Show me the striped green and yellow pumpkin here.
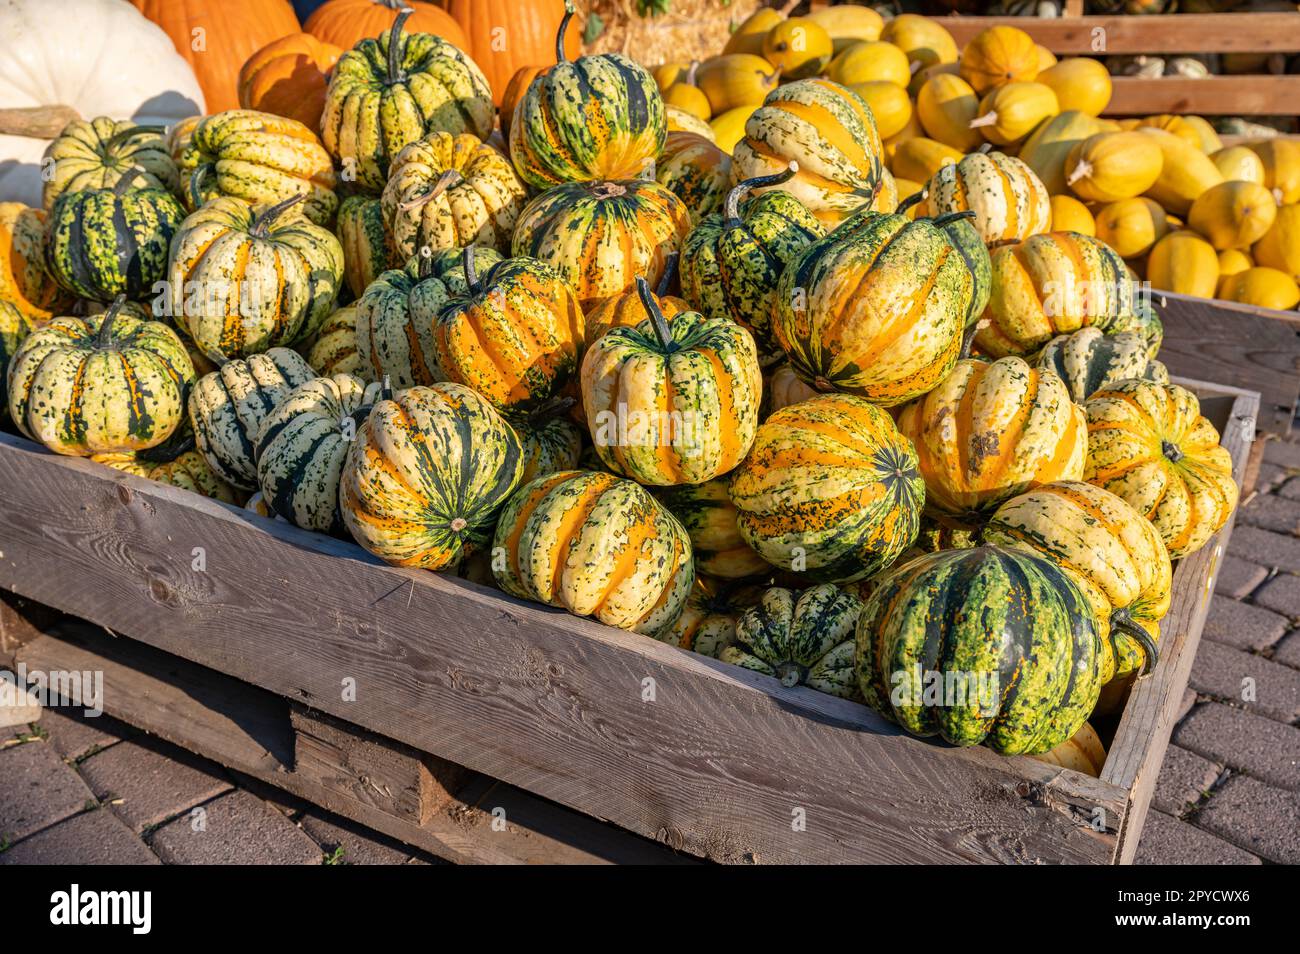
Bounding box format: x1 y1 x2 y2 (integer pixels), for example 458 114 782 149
679 165 825 365
491 469 694 636
381 131 527 262
8 297 195 456
855 545 1103 755
730 78 885 225
722 584 863 699
94 440 242 505
509 9 666 190
336 194 394 300
977 231 1135 357
920 150 1051 248
304 305 364 378
772 208 974 405
433 247 585 412
583 260 690 344
512 178 691 310
169 195 344 359
1 300 35 419
45 175 184 302
985 480 1173 684
582 279 762 485
321 10 494 193
655 132 733 225
342 382 523 569
255 373 385 535
728 393 924 583
898 357 1087 516
1034 326 1168 404
42 117 179 211
1084 379 1239 559
662 578 765 657
655 478 771 580
508 397 584 485
1107 299 1164 360
178 110 339 226
84 298 217 378
188 348 317 490
0 203 72 322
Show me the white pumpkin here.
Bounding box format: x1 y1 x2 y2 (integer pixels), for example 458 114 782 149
0 0 205 206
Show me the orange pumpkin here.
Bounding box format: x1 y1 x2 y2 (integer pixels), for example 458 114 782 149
238 33 342 130
130 0 303 113
305 0 466 51
437 0 576 106
501 65 545 141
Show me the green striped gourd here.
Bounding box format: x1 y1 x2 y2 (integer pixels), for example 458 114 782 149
8 297 195 456
342 383 524 570
655 132 733 225
168 195 344 359
255 373 385 534
1 300 33 418
336 193 394 300
985 481 1172 684
655 479 771 580
41 117 179 211
45 173 184 302
920 150 1051 248
1107 299 1164 359
1034 326 1168 404
509 9 666 190
0 202 72 322
728 393 924 583
491 470 694 637
188 348 317 490
679 164 825 365
508 398 584 485
723 585 864 700
321 10 493 193
662 578 766 657
855 545 1103 755
303 306 364 378
582 279 762 485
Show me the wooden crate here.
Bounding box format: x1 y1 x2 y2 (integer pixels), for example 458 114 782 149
0 379 1256 864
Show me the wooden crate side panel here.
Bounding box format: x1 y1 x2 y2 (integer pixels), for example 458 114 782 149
932 14 1300 55
0 436 1124 864
1107 76 1300 117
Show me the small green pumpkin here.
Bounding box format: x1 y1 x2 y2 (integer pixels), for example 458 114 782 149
1034 326 1169 404
661 577 766 657
303 305 364 378
1 300 34 418
1106 299 1164 359
655 478 771 580
42 117 179 211
507 397 584 485
336 193 394 301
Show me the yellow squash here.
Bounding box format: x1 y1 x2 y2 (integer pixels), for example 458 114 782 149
1050 195 1095 236
1253 203 1300 280
1036 58 1112 117
1248 139 1300 205
1147 230 1219 298
827 40 911 87
880 14 958 70
806 4 884 53
1064 132 1164 203
959 25 1040 95
1018 110 1108 196
1138 127 1225 216
695 54 779 115
1188 180 1278 251
1218 267 1300 310
969 82 1059 147
1095 197 1169 259
1210 146 1266 185
915 73 982 152
762 17 833 80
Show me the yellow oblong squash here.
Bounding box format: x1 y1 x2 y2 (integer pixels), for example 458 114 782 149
827 40 911 88
1035 45 1057 73
890 137 963 184
959 25 1040 95
806 4 884 54
762 17 834 80
1051 194 1095 236
850 81 913 140
1147 230 1219 298
708 106 752 154
1210 146 1266 185
881 14 958 70
696 54 780 115
723 7 784 56
1095 197 1169 259
1018 110 1107 196
1188 180 1278 251
969 81 1059 147
1139 127 1226 216
1247 139 1300 205
1037 58 1112 118
1253 203 1300 280
916 73 982 152
1218 267 1300 310
663 81 711 121
1065 132 1164 203
1135 115 1203 150
1216 248 1254 295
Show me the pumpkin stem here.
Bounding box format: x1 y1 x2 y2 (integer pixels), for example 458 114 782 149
1065 159 1093 187
112 166 147 197
250 193 307 237
398 169 464 212
685 61 699 86
555 5 575 64
386 7 415 85
1162 439 1185 464
1112 613 1160 678
968 112 997 129
896 189 927 215
723 161 798 224
204 348 231 368
773 660 806 689
462 244 482 296
960 318 989 359
416 245 435 279
527 394 577 427
104 124 166 151
655 251 679 297
636 277 675 351
96 295 127 349
381 374 394 402
931 209 978 229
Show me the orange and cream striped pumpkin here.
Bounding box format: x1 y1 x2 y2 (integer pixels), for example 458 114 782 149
655 132 733 225
0 202 71 321
921 151 1051 248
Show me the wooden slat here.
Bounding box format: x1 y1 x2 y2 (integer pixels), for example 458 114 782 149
1151 292 1300 435
1107 75 1300 117
1220 133 1300 149
933 13 1300 55
0 434 1127 864
15 622 684 865
1102 389 1258 864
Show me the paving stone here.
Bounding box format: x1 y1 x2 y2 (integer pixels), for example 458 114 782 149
1195 775 1300 865
0 807 158 865
1215 556 1269 599
1263 438 1300 470
224 770 310 819
1227 525 1300 574
39 707 133 763
1202 596 1289 651
1189 639 1300 722
1173 702 1300 790
0 740 94 843
1175 688 1198 725
1152 746 1223 816
78 738 232 834
1255 461 1290 492
148 791 323 865
1253 573 1300 619
1240 493 1300 536
1274 631 1300 670
1277 477 1300 502
300 811 413 865
1135 809 1260 865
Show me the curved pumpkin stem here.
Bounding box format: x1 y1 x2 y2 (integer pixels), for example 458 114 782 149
399 169 463 212
931 209 978 229
959 318 989 360
387 7 415 85
104 124 166 150
636 277 675 351
462 244 483 296
1162 439 1185 464
203 347 231 369
655 251 679 297
381 374 394 402
250 193 306 238
1112 613 1160 678
112 166 148 198
554 5 575 65
895 188 927 215
96 295 127 349
969 111 998 130
723 161 799 224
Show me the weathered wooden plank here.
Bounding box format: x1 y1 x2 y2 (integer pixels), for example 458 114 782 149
291 705 470 824
1152 292 1300 436
0 433 1125 864
1101 389 1258 864
933 13 1300 55
0 592 61 668
1107 75 1300 117
15 622 684 865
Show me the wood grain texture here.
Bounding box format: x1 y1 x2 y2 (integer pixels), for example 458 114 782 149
934 14 1300 55
0 434 1125 864
15 622 682 865
1107 75 1300 117
1152 292 1300 435
0 105 81 139
1100 388 1257 865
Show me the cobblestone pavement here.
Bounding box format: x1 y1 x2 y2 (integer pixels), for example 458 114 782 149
4 438 1300 865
